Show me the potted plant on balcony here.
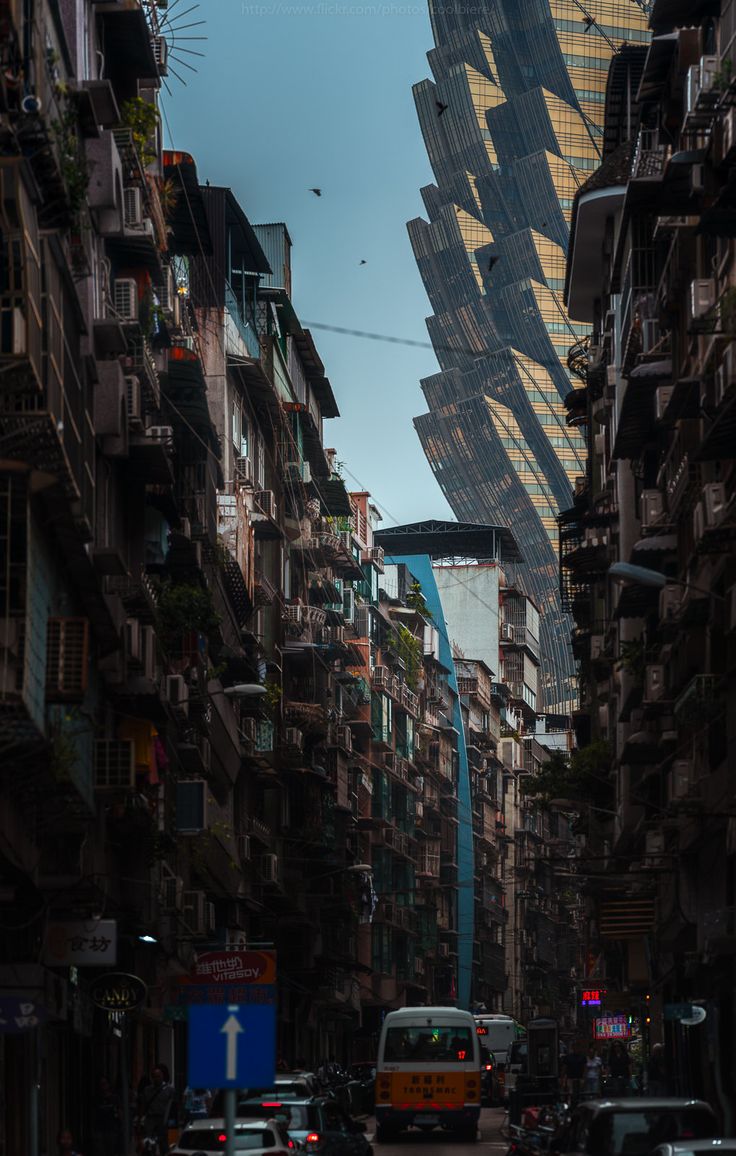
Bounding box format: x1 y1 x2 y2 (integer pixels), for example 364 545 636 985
156 581 220 659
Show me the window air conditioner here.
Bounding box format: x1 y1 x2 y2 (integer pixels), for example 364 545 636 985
261 853 279 883
644 664 665 702
697 55 719 103
113 277 138 321
659 585 682 622
123 186 143 228
238 834 251 862
287 461 311 485
164 673 189 716
689 279 715 323
182 889 212 936
126 376 142 426
253 489 277 521
284 727 303 751
686 64 700 117
655 386 673 421
640 489 664 527
336 724 352 753
501 622 515 642
235 456 254 486
703 482 726 526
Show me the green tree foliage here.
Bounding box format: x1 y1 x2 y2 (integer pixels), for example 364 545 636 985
520 739 613 810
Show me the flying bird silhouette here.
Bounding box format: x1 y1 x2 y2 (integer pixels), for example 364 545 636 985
436 100 449 116
582 14 593 29
309 188 322 197
359 259 367 265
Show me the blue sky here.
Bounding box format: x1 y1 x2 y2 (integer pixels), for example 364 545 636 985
163 0 454 525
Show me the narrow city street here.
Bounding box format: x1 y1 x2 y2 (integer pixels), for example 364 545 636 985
368 1109 507 1155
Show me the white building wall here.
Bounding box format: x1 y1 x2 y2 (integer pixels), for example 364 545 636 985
433 564 500 676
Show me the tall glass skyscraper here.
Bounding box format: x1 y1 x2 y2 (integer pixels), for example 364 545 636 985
410 0 649 711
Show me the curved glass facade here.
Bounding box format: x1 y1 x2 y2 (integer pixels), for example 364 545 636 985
410 0 649 711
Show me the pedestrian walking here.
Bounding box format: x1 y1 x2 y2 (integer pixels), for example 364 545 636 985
562 1042 586 1102
608 1042 631 1096
58 1129 84 1156
138 1065 175 1155
91 1076 122 1156
583 1046 603 1095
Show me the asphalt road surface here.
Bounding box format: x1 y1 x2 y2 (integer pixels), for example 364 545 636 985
369 1107 508 1155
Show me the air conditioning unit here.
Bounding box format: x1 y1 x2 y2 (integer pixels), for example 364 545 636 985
689 279 715 323
594 432 606 456
238 834 251 862
668 759 692 801
261 853 279 883
644 829 665 864
183 889 213 936
123 186 143 228
286 461 311 485
125 617 141 662
703 481 727 526
693 501 705 543
284 601 303 626
438 943 450 958
644 664 665 702
714 345 736 406
126 376 142 426
152 35 169 75
235 456 254 486
141 624 157 681
690 164 705 195
342 586 355 624
686 64 700 117
697 54 719 102
641 318 660 353
655 385 673 421
161 873 184 909
241 717 257 744
95 740 135 790
724 108 736 158
659 585 682 622
500 622 515 642
254 489 277 521
284 727 303 751
113 277 138 321
164 673 189 717
147 425 173 443
336 724 352 753
640 489 664 527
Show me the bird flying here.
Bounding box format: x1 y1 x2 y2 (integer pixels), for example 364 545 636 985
309 188 322 196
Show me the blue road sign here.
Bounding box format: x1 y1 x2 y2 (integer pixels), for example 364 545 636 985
188 1003 276 1089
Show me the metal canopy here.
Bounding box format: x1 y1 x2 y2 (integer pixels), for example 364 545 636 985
375 519 521 563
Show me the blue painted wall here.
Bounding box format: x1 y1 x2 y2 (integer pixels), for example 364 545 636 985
388 554 474 1009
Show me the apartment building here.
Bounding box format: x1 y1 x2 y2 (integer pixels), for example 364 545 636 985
564 0 736 1112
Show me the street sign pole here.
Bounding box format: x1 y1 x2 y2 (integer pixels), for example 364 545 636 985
225 1088 236 1156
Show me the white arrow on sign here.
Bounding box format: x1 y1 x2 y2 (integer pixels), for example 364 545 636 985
221 1011 245 1080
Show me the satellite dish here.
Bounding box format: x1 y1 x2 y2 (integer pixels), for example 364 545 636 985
682 1005 706 1026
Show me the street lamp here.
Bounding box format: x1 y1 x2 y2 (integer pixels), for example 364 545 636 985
609 561 723 601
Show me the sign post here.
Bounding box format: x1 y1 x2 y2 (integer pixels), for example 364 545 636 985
188 1002 276 1156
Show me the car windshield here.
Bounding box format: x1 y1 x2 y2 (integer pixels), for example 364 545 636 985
384 1025 473 1062
178 1127 277 1151
590 1110 716 1156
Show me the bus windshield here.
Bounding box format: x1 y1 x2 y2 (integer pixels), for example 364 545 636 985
384 1025 474 1063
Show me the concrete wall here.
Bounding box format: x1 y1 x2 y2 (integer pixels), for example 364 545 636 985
434 564 500 672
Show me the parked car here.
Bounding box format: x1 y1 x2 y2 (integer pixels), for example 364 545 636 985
505 1039 527 1103
171 1117 296 1155
480 1046 500 1106
231 1097 372 1156
555 1099 717 1156
210 1076 319 1116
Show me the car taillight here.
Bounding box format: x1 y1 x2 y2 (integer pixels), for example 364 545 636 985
262 1102 283 1108
306 1133 322 1144
485 1064 493 1071
218 1136 227 1143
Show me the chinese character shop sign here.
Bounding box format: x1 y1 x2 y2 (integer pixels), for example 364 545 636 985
45 920 117 967
172 950 277 1007
580 989 605 1006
